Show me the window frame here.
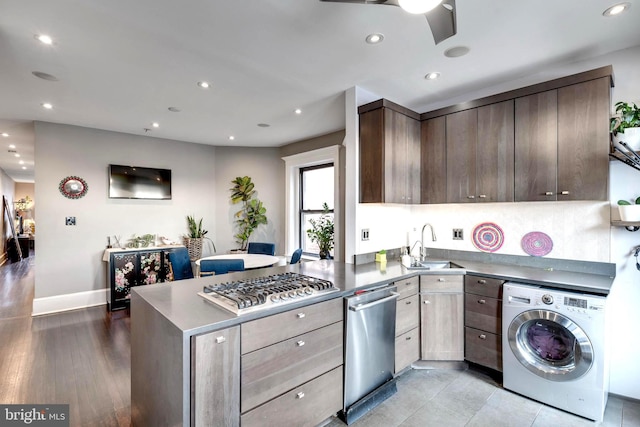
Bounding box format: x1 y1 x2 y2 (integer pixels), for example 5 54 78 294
299 163 334 257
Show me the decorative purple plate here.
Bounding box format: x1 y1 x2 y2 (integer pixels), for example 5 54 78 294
521 231 553 257
472 222 505 253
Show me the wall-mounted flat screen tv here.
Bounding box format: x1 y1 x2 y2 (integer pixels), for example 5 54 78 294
109 164 172 200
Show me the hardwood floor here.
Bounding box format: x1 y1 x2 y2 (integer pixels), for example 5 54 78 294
0 254 131 427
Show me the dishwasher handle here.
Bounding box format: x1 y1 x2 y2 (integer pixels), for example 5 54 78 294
349 292 399 312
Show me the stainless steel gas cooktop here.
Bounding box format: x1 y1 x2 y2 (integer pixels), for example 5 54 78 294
198 272 339 315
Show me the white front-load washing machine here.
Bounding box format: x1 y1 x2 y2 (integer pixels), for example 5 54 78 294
502 282 608 421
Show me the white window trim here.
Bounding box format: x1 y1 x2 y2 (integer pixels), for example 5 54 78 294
283 146 340 261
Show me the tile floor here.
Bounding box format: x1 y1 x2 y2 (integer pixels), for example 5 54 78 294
325 367 640 427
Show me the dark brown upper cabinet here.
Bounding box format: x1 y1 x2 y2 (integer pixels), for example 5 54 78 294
359 101 420 204
421 116 447 204
446 109 478 203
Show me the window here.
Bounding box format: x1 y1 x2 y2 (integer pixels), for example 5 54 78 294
300 164 334 256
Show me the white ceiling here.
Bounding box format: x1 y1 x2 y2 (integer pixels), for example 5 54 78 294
1 0 639 182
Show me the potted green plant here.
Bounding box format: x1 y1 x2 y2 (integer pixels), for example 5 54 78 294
611 101 640 151
230 176 268 251
184 216 216 260
618 197 640 222
306 203 334 259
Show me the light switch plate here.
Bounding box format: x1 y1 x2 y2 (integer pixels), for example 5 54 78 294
361 229 370 241
66 216 76 226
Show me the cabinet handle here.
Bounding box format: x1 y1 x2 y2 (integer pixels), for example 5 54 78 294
544 191 554 196
477 299 486 304
406 300 412 305
561 191 570 195
467 195 475 199
406 336 412 341
215 336 226 344
478 279 486 284
437 278 445 282
296 340 305 347
296 392 305 399
297 312 306 319
479 334 487 340
424 300 431 304
478 194 486 199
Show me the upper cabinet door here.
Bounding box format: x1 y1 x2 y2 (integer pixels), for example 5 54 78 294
359 108 385 203
514 90 558 201
421 117 447 204
446 109 478 203
557 77 610 201
477 100 515 202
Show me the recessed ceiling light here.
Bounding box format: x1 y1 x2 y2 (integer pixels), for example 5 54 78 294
168 107 181 112
229 135 235 141
9 144 16 149
257 123 270 127
197 81 210 89
32 71 59 81
35 34 53 45
425 72 441 80
365 33 385 44
1 133 9 137
399 0 442 14
152 122 159 128
19 160 24 165
603 2 630 16
294 109 302 115
444 46 470 58
42 102 53 109
14 153 20 158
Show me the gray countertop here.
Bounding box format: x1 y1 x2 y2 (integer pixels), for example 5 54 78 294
131 255 615 337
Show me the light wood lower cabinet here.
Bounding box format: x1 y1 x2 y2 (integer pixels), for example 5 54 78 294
191 326 240 427
420 275 464 361
394 276 420 373
395 327 420 373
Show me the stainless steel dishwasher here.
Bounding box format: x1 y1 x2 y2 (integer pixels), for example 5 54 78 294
341 284 399 424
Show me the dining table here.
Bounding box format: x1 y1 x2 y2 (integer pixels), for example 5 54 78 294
195 253 281 271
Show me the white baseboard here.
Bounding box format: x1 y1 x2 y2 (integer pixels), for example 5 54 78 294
32 289 107 316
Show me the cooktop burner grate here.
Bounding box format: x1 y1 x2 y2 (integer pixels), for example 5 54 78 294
198 272 339 315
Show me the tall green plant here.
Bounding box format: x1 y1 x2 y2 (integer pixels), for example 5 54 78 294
230 176 268 250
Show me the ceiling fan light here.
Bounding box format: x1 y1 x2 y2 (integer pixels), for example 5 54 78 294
399 0 442 14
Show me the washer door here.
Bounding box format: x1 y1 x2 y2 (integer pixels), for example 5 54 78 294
507 309 593 381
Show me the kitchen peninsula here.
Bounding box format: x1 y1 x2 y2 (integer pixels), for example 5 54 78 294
130 254 614 426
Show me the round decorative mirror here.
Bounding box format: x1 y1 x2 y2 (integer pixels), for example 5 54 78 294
59 176 88 199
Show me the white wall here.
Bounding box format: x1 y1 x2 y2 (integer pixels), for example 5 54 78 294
347 46 640 399
34 122 217 302
213 146 284 255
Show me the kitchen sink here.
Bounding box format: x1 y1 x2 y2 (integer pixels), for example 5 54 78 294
406 260 461 270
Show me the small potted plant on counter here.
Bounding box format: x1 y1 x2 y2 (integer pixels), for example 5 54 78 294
618 197 640 222
184 216 216 260
307 202 334 259
611 101 640 151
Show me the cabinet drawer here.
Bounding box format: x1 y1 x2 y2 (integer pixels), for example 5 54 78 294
464 275 504 298
464 294 502 335
396 294 419 336
242 298 343 354
241 322 343 413
241 366 343 427
420 274 463 293
395 276 419 299
395 327 419 373
464 327 502 372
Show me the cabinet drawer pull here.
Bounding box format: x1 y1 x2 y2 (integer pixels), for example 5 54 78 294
215 336 226 344
296 340 305 347
479 334 487 340
467 195 475 199
479 194 486 199
296 392 305 399
477 299 486 304
297 312 306 319
423 300 431 304
406 336 412 341
477 279 487 284
544 191 554 196
405 300 412 305
437 278 445 282
561 191 570 195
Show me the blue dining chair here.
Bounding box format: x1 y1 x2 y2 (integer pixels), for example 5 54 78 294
290 248 303 264
199 259 245 276
168 248 194 280
247 242 276 256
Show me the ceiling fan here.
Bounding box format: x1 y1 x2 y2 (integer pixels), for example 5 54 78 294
320 0 457 44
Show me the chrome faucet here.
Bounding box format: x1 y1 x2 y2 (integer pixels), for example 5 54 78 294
420 223 437 261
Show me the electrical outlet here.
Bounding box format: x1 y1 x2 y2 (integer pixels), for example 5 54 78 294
453 228 463 240
65 216 76 226
361 228 370 241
